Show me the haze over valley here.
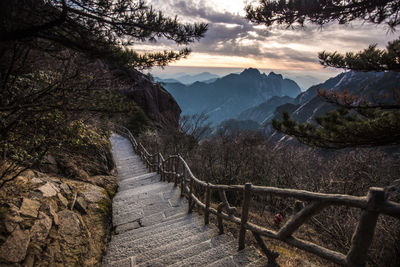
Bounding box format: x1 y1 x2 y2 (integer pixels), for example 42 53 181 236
155 68 400 139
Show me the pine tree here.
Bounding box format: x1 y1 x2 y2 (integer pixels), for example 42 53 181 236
246 0 400 148
0 0 207 68
0 0 207 184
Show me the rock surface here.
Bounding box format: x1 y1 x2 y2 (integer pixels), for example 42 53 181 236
20 198 41 218
74 196 88 214
0 168 117 266
124 68 181 128
30 212 52 242
0 227 30 263
38 182 59 197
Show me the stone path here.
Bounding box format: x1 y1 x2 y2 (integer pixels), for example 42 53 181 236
102 134 268 266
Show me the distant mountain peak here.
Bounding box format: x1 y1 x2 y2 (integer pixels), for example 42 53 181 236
268 72 283 79
241 68 261 76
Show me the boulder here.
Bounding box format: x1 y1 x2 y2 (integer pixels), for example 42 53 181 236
57 210 82 243
8 203 20 215
22 169 36 179
81 184 106 203
15 175 29 185
0 227 30 263
23 253 35 267
4 215 23 233
48 202 59 226
91 175 118 196
30 212 52 242
38 182 59 197
74 196 88 214
31 178 44 184
60 183 72 195
20 198 41 218
57 193 69 207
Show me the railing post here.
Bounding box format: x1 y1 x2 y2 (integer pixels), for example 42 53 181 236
174 157 178 187
239 183 252 251
181 167 186 197
204 183 211 225
168 159 172 183
217 203 225 234
252 232 279 267
157 154 160 174
346 187 386 267
162 159 166 181
188 177 194 213
150 155 154 172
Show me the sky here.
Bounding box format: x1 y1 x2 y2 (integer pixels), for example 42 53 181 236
138 0 398 87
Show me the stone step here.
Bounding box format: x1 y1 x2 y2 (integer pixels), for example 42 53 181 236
112 192 165 214
117 174 160 191
103 223 215 263
113 183 173 201
107 216 205 251
114 212 200 237
117 162 147 168
140 208 187 227
112 197 187 227
113 196 187 217
135 228 220 265
116 158 145 165
114 212 186 235
206 246 264 267
117 164 148 172
139 232 233 266
117 159 143 163
119 172 158 184
112 205 187 228
112 196 170 217
118 169 149 179
170 240 237 267
116 159 145 166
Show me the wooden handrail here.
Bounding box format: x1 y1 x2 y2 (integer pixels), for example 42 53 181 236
110 124 400 266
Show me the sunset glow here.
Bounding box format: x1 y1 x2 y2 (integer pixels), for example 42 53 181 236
144 0 396 74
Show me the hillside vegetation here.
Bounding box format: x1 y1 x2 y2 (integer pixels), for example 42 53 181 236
136 126 400 267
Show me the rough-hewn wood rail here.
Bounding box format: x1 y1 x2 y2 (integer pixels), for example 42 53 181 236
112 124 400 267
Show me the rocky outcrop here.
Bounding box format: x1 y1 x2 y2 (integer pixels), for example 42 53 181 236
118 68 181 128
0 169 117 266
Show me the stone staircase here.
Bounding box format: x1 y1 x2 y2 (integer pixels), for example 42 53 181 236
102 134 268 266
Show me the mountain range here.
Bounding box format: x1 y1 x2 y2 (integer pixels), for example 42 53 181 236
237 96 296 124
281 71 400 123
155 72 219 85
260 71 400 144
161 68 302 125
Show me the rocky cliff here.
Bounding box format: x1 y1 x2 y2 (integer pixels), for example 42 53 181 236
114 68 182 129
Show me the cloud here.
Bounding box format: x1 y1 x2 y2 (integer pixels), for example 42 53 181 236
142 0 397 70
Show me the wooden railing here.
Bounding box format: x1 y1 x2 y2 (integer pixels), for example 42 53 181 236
112 124 400 267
